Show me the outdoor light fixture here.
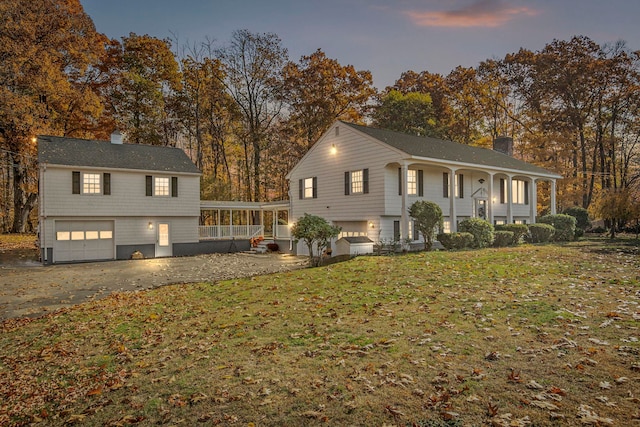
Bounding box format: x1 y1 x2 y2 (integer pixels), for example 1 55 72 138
478 178 485 184
369 222 375 229
330 143 337 155
148 222 154 230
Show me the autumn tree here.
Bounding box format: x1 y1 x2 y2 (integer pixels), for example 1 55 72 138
108 33 182 146
372 90 438 137
214 30 288 202
281 49 375 148
0 0 106 232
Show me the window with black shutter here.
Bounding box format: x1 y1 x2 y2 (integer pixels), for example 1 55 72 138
146 175 152 196
103 173 111 195
171 177 178 197
72 171 80 194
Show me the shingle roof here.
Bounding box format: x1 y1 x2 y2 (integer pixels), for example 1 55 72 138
342 122 560 178
38 136 201 174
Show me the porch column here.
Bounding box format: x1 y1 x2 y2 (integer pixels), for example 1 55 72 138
487 173 494 225
217 209 221 238
400 162 409 240
550 180 557 214
506 175 513 224
449 168 457 232
229 210 233 238
530 179 537 223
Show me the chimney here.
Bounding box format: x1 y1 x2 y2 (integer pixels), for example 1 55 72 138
493 136 513 156
110 130 123 145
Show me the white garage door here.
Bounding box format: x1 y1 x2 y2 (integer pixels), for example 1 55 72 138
54 221 115 262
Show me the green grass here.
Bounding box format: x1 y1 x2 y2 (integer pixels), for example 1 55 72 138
1 237 639 426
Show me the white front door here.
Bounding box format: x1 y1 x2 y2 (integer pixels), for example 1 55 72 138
156 223 172 257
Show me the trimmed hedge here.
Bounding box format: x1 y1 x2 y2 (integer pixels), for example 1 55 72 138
538 214 576 241
458 218 494 248
528 223 555 243
437 232 474 250
493 230 515 247
495 223 529 245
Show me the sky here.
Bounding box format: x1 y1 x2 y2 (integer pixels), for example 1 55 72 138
80 0 640 90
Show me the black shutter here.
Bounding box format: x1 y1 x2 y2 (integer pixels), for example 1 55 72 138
443 172 448 198
393 220 400 241
344 172 350 195
72 171 80 194
459 174 464 198
171 176 178 197
524 180 529 205
146 175 152 196
312 177 318 198
413 221 419 240
103 173 111 195
398 168 402 195
418 170 424 197
500 178 505 204
298 179 303 199
363 168 369 194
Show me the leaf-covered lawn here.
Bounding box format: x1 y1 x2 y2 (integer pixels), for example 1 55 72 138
1 239 639 426
0 234 36 250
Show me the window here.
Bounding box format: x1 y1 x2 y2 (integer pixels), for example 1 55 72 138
407 170 417 195
500 179 529 204
344 169 369 195
154 177 170 196
351 170 363 194
443 173 464 198
82 173 101 194
299 177 317 199
146 175 178 197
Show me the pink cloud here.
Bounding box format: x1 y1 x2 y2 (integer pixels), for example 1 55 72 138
405 0 539 28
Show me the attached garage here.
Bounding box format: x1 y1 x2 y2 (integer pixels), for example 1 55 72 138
54 220 115 262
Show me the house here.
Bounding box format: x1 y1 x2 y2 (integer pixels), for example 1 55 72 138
38 132 202 264
286 121 562 256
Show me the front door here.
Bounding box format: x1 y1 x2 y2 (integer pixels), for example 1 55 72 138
156 223 172 257
475 199 487 220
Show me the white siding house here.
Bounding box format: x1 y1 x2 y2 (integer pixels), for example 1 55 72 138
38 132 201 264
286 121 562 256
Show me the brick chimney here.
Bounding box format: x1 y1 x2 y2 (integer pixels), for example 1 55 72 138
493 136 513 156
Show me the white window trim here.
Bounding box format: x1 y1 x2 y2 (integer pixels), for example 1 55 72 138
303 177 314 199
407 170 417 195
82 172 101 195
351 170 364 194
154 177 170 197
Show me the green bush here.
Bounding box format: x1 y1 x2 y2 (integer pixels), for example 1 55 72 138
527 223 555 243
493 230 515 247
458 218 494 248
562 206 590 230
538 214 576 241
437 232 474 250
495 223 529 245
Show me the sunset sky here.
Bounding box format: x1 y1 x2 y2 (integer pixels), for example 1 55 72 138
81 0 640 89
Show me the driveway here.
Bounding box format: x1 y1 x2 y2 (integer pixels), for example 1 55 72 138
0 253 307 320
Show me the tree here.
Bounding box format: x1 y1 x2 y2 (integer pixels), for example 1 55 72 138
109 33 182 146
372 90 438 137
0 0 106 232
408 200 443 250
291 213 341 266
593 188 633 238
216 29 288 201
281 49 375 147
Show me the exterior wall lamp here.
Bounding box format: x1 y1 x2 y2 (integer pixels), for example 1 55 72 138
148 222 154 230
330 143 337 155
369 221 375 229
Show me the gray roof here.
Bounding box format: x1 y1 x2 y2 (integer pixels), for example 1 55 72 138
342 122 560 177
38 136 201 174
338 236 374 244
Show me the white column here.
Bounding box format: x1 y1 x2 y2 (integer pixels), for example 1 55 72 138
530 179 537 224
506 175 513 224
400 162 409 240
487 173 494 225
550 180 557 214
230 209 234 238
449 168 457 232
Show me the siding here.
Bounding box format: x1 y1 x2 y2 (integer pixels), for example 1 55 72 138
41 167 200 217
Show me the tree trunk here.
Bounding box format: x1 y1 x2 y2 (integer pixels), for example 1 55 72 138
11 161 38 233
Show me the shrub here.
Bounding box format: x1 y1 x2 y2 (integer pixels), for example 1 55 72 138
528 223 555 243
563 206 589 239
458 218 494 248
493 231 515 247
409 200 443 251
437 232 474 250
495 223 529 245
538 214 576 241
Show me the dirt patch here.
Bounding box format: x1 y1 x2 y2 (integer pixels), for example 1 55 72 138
0 252 307 320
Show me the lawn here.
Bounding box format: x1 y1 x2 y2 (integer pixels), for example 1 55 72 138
1 238 639 426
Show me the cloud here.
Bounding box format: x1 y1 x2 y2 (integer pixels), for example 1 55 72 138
405 0 539 28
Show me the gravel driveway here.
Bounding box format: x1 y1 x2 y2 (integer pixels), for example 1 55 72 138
0 253 307 320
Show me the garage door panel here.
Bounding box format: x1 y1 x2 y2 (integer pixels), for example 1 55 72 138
54 221 114 262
